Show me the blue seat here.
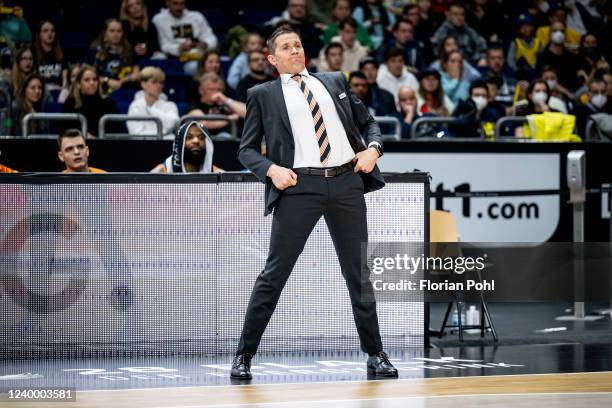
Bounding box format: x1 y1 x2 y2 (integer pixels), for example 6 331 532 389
165 74 192 104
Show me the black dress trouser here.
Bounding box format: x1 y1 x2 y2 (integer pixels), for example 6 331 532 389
236 169 383 356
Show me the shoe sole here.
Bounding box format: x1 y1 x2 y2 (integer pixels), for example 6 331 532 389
367 367 399 378
230 374 253 380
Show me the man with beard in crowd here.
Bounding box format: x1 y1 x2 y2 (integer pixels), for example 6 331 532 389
151 121 222 173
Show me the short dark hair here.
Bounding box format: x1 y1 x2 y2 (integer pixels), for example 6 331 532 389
58 129 85 149
588 77 606 89
266 26 300 55
349 71 367 82
392 18 413 32
384 47 405 62
469 79 489 95
339 17 358 31
325 42 343 58
487 44 504 56
449 1 465 10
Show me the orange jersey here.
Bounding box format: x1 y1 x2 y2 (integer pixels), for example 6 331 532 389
0 164 17 173
62 167 106 173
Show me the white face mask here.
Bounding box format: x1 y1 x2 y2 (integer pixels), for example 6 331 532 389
539 1 550 12
551 30 565 44
591 94 608 108
546 79 557 90
472 95 488 111
532 91 548 105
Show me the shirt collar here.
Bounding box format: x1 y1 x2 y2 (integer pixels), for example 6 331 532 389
280 68 310 85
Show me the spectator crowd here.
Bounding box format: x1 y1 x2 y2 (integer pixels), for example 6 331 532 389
1 0 612 173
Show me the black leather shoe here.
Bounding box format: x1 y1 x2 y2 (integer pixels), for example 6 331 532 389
367 351 398 378
230 354 252 380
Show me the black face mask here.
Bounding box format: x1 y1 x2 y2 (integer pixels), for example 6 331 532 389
582 46 598 56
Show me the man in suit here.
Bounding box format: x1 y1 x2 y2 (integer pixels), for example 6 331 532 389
232 26 398 380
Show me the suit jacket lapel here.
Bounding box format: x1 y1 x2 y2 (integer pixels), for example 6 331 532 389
271 78 294 140
311 72 352 132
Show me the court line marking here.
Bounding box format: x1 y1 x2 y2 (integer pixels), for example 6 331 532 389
148 391 612 408
75 370 612 393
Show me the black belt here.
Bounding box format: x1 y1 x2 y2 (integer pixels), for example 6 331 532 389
293 162 354 178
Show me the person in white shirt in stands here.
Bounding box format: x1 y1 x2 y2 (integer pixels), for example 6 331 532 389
376 47 418 106
152 0 218 75
127 66 179 139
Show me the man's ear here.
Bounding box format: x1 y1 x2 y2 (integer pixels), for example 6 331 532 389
58 151 65 163
267 53 277 68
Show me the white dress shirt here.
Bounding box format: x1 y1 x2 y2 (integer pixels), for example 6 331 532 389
280 69 356 168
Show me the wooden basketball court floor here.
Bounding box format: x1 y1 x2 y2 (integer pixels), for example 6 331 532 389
3 343 612 407
15 371 612 407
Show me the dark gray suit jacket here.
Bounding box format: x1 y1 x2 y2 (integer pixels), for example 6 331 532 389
238 71 385 216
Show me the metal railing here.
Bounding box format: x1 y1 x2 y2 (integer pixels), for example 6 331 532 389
22 113 88 138
373 116 401 140
494 116 526 139
180 114 238 140
409 117 486 140
99 114 164 139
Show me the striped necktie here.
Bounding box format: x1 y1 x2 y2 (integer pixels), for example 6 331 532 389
291 73 331 166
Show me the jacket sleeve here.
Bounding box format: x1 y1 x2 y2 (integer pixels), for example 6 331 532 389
196 13 218 50
153 15 181 57
342 73 382 146
237 87 275 182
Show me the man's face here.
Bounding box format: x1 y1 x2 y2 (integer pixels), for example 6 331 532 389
447 5 465 28
394 22 413 45
404 6 420 26
199 80 223 105
333 0 351 20
471 87 488 99
326 46 343 71
589 82 606 99
398 87 417 110
142 77 164 99
387 55 405 77
167 0 185 18
349 76 368 99
288 0 307 20
361 63 377 84
487 49 504 73
58 136 89 172
340 24 357 47
184 125 205 161
249 51 267 74
267 33 305 75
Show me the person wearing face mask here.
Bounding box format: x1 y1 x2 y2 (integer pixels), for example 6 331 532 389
540 65 572 113
535 4 582 52
391 85 422 139
449 79 504 138
514 79 559 116
576 33 609 84
573 77 610 138
536 20 581 91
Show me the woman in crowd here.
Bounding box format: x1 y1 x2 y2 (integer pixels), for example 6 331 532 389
416 68 454 116
440 49 471 105
127 66 179 139
187 49 223 103
119 0 161 61
12 73 48 136
90 18 140 93
58 63 81 103
62 64 120 137
34 20 66 92
429 35 481 82
513 79 559 116
11 45 36 97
